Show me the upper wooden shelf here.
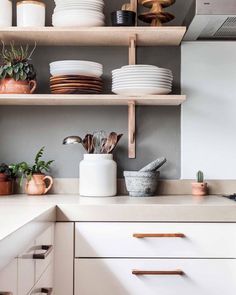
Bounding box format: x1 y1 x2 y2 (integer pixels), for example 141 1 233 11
0 94 186 106
0 26 186 46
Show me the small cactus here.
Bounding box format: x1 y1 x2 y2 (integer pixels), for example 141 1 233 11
197 171 204 183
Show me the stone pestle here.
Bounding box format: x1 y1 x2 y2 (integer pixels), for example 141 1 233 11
139 157 167 172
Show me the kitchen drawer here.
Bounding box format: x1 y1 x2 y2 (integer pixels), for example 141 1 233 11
18 241 35 295
34 224 54 283
75 258 236 295
0 259 17 295
29 263 53 295
75 222 236 258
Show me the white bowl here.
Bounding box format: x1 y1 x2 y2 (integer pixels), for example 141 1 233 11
50 69 102 77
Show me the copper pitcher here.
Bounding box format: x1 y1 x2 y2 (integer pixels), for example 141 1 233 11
0 78 37 94
26 174 53 195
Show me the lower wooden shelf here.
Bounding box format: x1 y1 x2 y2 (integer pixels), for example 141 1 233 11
0 94 186 106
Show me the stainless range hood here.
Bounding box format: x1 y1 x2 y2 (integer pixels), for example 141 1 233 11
184 0 236 40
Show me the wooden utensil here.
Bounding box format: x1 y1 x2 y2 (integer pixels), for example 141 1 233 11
83 134 94 154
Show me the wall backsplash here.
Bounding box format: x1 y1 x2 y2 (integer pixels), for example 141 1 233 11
0 0 192 179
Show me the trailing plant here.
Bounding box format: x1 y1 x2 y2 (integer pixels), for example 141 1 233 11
0 41 36 81
10 147 54 186
197 170 204 183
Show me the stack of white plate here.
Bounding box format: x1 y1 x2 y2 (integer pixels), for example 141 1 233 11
49 60 103 78
112 65 173 95
52 0 105 27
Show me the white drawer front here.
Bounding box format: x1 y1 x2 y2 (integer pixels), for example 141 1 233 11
29 263 54 295
75 259 236 295
75 222 236 258
18 242 35 295
35 224 54 283
0 259 17 295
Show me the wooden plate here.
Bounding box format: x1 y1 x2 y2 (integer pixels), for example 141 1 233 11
51 88 102 94
50 80 103 86
50 84 103 90
50 75 102 82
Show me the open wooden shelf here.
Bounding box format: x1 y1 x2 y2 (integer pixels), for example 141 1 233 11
0 94 186 106
0 27 186 46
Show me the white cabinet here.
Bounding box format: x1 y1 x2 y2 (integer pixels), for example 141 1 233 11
75 222 236 258
29 263 54 295
75 259 236 295
35 225 54 283
0 259 18 295
0 223 55 295
18 242 35 295
74 222 236 295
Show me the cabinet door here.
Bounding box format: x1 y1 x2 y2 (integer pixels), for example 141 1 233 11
75 222 236 258
18 241 35 295
29 263 53 295
75 259 236 295
34 224 54 283
0 259 17 295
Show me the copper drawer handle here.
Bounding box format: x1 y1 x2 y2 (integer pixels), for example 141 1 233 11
33 245 53 260
41 288 53 294
133 233 185 238
0 292 13 295
132 270 184 276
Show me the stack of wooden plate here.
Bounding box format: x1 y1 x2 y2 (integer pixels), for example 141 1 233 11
50 75 103 94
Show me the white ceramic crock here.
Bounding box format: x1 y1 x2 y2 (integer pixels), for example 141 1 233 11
79 154 117 197
0 0 12 27
17 0 45 27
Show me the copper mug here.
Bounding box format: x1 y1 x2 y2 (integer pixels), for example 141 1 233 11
0 78 37 94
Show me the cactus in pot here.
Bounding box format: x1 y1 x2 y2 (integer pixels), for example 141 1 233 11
192 170 208 196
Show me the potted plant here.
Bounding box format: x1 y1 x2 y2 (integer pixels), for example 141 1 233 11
0 163 14 195
10 147 54 196
192 170 208 196
0 42 37 94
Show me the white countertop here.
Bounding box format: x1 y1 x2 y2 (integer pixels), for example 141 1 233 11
0 194 236 242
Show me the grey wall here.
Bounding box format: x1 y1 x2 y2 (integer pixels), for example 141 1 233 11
181 41 236 179
0 0 192 179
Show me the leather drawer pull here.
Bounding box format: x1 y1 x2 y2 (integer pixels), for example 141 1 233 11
41 288 53 294
133 233 185 238
132 270 184 276
33 245 53 260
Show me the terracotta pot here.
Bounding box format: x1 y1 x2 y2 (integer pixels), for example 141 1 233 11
0 78 37 94
192 182 208 196
0 182 13 195
25 174 53 196
0 173 7 182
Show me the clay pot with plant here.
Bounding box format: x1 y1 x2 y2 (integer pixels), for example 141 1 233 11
10 147 54 196
192 171 208 196
0 163 15 195
0 42 37 94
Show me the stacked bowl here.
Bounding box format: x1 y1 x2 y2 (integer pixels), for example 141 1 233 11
49 60 103 94
52 0 105 27
112 65 173 95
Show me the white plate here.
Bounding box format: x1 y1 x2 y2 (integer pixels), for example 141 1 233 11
112 87 172 95
112 83 172 88
121 65 171 71
50 69 102 78
112 77 173 82
52 16 104 27
50 61 103 70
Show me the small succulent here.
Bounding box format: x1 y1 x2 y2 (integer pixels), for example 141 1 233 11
0 41 36 81
197 171 204 183
10 147 54 185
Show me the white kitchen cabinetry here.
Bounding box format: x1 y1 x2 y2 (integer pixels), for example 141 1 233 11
0 223 55 295
0 259 18 295
74 222 236 295
29 263 54 295
54 223 74 295
75 259 236 295
75 222 236 258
